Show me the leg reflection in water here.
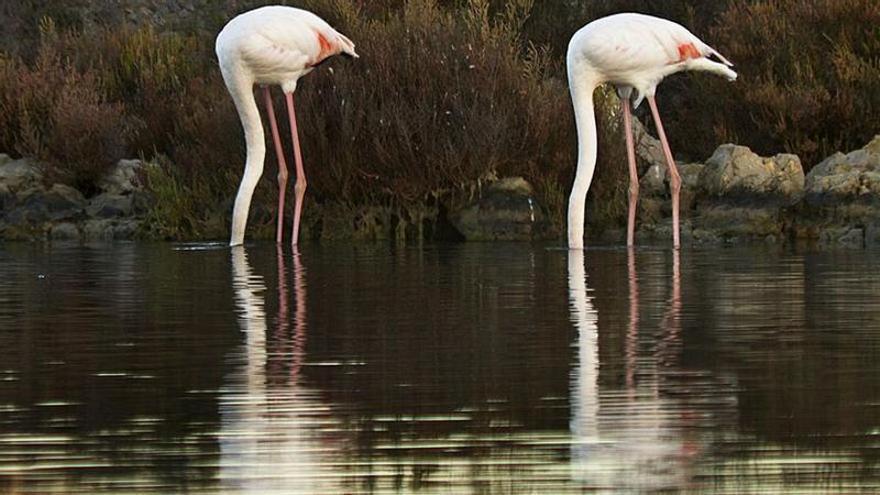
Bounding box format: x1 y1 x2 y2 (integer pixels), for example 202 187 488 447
223 247 345 494
269 245 307 385
568 248 694 491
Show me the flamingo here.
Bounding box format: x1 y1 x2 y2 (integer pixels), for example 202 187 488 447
216 6 358 247
566 13 737 249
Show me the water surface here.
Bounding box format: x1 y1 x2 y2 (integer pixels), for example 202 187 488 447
0 242 878 493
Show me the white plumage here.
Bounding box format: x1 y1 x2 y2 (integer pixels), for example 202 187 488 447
566 13 736 249
216 6 357 247
217 6 357 94
570 13 735 107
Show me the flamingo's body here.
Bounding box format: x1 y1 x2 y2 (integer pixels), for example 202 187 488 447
566 13 736 249
216 6 357 246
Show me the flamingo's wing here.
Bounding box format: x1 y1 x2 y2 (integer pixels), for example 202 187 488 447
237 12 318 74
575 13 733 73
570 12 736 101
575 15 691 71
218 6 357 79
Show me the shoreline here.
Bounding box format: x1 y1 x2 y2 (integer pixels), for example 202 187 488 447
2 135 879 246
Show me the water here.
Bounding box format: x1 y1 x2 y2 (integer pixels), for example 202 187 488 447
0 242 878 493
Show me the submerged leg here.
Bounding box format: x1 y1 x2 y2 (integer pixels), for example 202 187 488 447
262 86 289 244
621 97 639 247
285 92 307 246
646 96 682 249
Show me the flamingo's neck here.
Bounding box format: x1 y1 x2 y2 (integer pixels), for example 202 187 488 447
227 79 266 246
567 65 601 249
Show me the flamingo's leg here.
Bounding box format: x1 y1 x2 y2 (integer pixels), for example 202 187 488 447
621 97 639 247
285 92 307 246
646 96 682 249
262 86 289 244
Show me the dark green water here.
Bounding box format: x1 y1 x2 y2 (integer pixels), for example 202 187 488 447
0 242 878 493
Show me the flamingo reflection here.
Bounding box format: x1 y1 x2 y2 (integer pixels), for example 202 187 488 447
568 248 693 490
222 247 344 493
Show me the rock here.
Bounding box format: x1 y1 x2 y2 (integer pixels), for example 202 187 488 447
98 159 150 195
698 145 804 204
679 162 705 190
0 157 41 191
449 177 549 241
641 162 706 191
631 117 666 174
805 135 880 205
44 184 87 220
794 136 880 241
637 218 696 244
697 205 783 238
110 220 140 239
484 176 533 196
837 228 864 246
87 193 134 218
82 220 112 240
816 227 864 246
866 222 880 246
0 183 11 211
637 161 705 238
131 190 156 215
664 145 806 242
51 222 81 240
81 219 140 240
640 164 666 196
3 184 87 226
0 157 153 242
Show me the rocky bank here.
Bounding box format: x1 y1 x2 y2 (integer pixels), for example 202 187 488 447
2 135 879 245
635 135 880 246
0 155 154 241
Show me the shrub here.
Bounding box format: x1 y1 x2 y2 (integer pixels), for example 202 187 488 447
0 27 130 195
684 0 880 168
0 0 633 239
265 0 625 233
23 1 856 239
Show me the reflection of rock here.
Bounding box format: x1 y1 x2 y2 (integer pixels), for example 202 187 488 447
449 177 550 241
0 157 154 241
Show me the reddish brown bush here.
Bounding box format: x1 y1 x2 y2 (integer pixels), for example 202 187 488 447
0 38 130 195
278 0 624 228
660 0 880 168
8 0 874 239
